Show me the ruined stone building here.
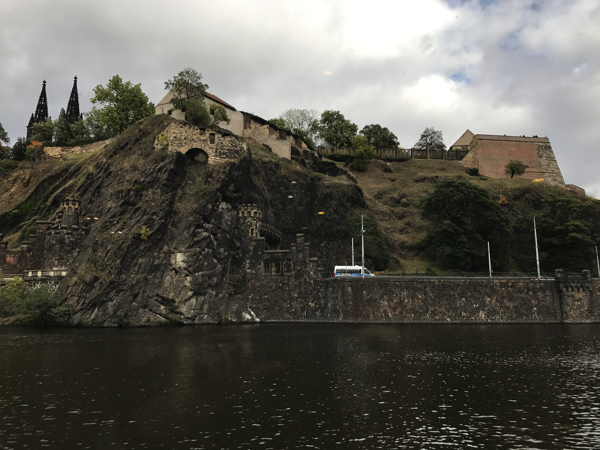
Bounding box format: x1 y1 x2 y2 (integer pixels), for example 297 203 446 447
155 91 310 160
0 199 88 278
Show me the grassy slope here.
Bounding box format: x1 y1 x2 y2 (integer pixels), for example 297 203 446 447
333 157 543 273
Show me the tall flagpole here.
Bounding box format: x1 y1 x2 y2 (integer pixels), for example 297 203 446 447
361 214 365 278
352 238 355 266
596 245 600 279
534 216 541 279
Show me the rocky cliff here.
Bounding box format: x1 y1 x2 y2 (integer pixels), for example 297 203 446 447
6 115 365 325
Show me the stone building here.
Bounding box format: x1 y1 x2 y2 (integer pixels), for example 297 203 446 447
237 204 319 277
455 132 565 186
0 198 88 278
155 91 309 160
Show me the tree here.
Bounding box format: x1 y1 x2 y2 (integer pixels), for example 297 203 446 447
317 110 358 149
360 124 399 149
278 108 319 143
420 179 511 271
0 276 27 305
505 160 526 178
208 103 231 128
10 137 29 161
164 67 209 112
84 107 111 141
0 121 9 146
413 127 445 153
29 118 55 145
164 68 229 128
91 75 155 136
350 136 375 171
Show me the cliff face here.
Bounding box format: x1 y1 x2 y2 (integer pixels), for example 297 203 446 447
35 115 366 326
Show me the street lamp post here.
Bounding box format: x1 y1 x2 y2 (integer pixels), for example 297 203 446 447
361 214 365 278
534 216 541 279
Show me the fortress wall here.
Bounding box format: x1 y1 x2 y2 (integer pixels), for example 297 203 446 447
242 119 292 160
461 135 565 186
242 275 598 324
43 140 110 159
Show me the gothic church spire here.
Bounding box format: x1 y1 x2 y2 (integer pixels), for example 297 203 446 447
27 80 49 138
66 76 81 123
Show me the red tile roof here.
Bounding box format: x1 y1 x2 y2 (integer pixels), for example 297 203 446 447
204 92 237 111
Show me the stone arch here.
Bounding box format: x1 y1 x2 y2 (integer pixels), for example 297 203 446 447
263 261 271 274
273 261 281 274
185 148 208 164
249 227 256 237
284 261 292 273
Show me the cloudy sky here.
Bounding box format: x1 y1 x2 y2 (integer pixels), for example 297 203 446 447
1 0 599 195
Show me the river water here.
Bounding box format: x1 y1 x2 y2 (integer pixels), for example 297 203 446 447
1 324 599 449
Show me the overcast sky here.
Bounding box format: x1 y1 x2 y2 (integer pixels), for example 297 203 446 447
1 0 599 196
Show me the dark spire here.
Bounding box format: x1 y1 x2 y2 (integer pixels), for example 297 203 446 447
66 76 81 123
34 80 49 122
27 80 49 138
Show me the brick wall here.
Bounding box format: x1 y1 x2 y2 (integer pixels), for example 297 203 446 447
461 135 565 186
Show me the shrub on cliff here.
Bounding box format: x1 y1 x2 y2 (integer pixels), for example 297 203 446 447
0 280 70 326
420 179 511 271
345 214 389 270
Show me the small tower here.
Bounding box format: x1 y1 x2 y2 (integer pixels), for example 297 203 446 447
239 204 262 238
27 80 49 139
60 198 81 228
66 76 82 123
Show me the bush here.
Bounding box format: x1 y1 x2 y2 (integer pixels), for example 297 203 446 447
349 136 375 171
466 167 479 176
314 160 337 173
4 284 70 326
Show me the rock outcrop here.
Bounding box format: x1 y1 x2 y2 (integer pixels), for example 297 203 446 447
17 115 366 326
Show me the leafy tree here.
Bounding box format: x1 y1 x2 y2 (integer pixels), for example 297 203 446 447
350 136 375 171
268 118 289 132
0 276 27 305
91 75 155 136
360 124 399 149
208 103 231 128
509 186 600 272
10 137 29 161
317 110 358 149
420 179 511 271
185 99 213 127
413 127 445 153
30 118 55 145
277 108 319 144
164 68 229 128
53 109 70 146
505 160 526 178
164 67 209 112
0 121 9 145
84 107 111 141
25 141 43 161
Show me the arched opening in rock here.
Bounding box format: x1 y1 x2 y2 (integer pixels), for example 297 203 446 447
185 148 208 164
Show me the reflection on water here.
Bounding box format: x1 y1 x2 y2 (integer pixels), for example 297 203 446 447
0 324 599 449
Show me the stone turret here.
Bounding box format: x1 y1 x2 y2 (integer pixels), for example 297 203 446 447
60 198 81 228
66 76 82 123
27 80 49 139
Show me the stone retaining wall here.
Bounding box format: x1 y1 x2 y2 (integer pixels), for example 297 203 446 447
243 275 599 324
